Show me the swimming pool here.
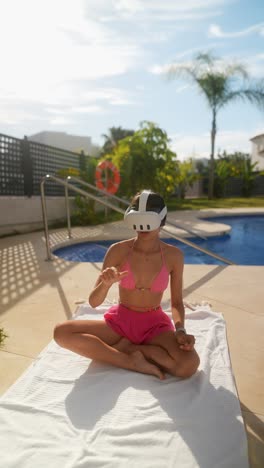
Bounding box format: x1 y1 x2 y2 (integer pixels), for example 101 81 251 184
53 215 264 265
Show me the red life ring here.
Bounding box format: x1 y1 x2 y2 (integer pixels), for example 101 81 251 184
95 160 120 194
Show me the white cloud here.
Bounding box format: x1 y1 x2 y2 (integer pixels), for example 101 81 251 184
243 54 264 78
0 0 145 128
0 84 138 129
81 0 227 26
174 85 192 93
87 0 225 47
82 88 135 106
150 64 172 75
0 0 141 100
0 1 229 104
208 22 264 38
0 109 37 125
169 128 263 160
115 0 145 17
50 117 74 126
149 42 224 76
71 106 103 114
112 0 228 20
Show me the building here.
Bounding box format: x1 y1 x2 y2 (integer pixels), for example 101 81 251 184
250 133 264 170
28 131 99 156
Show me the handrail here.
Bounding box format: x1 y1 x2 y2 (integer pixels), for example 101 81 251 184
40 174 236 265
161 227 235 265
67 176 129 207
40 174 124 260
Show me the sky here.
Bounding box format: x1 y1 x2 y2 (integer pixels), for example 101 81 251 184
0 0 264 160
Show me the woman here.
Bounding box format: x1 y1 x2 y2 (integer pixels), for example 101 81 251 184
54 190 200 380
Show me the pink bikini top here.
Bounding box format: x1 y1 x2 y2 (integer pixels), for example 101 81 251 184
119 242 169 293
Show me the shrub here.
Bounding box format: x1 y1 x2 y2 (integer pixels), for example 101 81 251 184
71 196 98 226
0 328 8 347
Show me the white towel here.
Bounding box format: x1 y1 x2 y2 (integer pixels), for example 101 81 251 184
0 302 249 468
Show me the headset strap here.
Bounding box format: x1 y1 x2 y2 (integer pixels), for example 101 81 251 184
138 191 167 219
159 206 167 219
138 191 150 211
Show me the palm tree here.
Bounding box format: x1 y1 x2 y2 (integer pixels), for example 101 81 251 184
167 52 264 198
101 126 134 156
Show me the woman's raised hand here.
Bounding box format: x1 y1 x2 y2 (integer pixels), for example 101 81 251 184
99 267 128 287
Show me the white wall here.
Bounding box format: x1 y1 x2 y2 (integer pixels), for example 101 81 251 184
29 131 93 154
0 197 75 236
251 135 264 170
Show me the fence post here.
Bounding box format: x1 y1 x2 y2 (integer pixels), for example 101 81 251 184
22 136 33 197
79 150 86 174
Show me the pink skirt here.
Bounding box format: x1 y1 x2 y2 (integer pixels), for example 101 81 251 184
104 303 174 344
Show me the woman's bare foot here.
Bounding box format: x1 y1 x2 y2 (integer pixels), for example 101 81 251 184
114 338 173 370
130 351 165 380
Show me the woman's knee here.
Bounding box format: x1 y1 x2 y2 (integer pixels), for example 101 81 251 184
170 352 200 379
53 322 73 346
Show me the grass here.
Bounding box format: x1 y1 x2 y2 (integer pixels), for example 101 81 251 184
166 196 264 211
0 328 8 347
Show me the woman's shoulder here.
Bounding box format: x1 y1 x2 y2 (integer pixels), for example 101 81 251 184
105 238 135 263
109 238 135 252
161 241 184 262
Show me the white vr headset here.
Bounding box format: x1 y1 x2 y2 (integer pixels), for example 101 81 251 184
124 190 167 232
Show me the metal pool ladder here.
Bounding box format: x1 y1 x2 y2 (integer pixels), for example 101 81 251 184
40 174 236 265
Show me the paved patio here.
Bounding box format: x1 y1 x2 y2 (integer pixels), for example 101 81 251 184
0 208 263 467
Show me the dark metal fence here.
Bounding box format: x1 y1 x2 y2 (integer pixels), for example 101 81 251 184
0 134 25 195
203 174 264 197
0 133 90 196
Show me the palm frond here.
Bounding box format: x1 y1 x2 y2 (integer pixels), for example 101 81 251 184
195 51 217 66
219 80 264 110
167 62 193 80
224 63 249 80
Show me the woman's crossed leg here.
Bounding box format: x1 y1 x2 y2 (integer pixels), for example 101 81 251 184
53 320 165 379
114 331 200 379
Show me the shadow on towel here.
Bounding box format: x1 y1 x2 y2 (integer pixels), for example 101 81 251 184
65 365 247 467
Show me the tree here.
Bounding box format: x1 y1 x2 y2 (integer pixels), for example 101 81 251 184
175 159 200 199
167 51 264 199
214 158 232 197
217 151 259 197
101 126 135 156
110 121 178 200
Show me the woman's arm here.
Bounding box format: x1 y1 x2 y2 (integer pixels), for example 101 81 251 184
88 244 128 308
170 248 185 329
170 247 196 351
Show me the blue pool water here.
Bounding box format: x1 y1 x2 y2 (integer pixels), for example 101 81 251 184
54 215 264 265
